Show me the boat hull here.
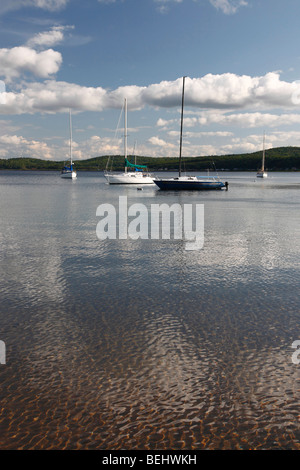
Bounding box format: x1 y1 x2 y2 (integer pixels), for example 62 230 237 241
154 178 226 190
256 171 267 178
61 170 77 179
105 172 154 184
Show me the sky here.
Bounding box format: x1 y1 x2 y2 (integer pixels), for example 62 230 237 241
1 0 300 161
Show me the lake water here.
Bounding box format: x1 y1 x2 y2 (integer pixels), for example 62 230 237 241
0 170 299 450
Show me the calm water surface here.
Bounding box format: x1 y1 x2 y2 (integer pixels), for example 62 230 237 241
0 170 299 449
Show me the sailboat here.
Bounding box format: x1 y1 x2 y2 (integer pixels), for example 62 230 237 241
104 99 154 184
256 133 267 178
61 110 77 179
153 77 227 191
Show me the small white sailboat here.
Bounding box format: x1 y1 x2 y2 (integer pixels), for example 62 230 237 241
153 77 227 190
104 99 154 184
61 110 77 179
256 133 267 178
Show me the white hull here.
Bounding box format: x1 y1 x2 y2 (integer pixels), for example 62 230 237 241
105 99 154 185
105 171 154 184
256 171 267 178
61 170 77 179
257 134 267 178
61 111 77 179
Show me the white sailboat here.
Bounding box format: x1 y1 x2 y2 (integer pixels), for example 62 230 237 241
256 133 267 178
104 99 154 184
153 76 227 190
61 110 77 179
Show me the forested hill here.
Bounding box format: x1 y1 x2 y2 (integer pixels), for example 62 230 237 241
1 146 300 171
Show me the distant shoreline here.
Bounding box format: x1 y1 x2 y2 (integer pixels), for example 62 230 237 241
1 168 299 173
1 146 300 172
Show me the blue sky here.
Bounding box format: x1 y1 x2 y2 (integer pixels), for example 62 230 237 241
1 0 300 161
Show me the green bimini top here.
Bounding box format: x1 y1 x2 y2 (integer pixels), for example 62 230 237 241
125 158 147 169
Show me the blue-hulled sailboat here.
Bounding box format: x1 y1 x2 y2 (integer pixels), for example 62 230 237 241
153 76 227 191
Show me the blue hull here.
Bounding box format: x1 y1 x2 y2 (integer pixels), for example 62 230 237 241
154 179 226 190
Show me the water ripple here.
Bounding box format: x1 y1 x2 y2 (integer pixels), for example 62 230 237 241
0 172 300 449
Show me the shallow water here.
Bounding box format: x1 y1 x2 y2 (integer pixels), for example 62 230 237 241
0 170 299 449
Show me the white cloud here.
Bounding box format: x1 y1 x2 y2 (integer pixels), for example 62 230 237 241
216 112 300 128
210 130 300 156
1 80 108 114
77 135 123 160
29 0 69 10
184 130 234 137
2 72 300 116
159 111 300 130
0 0 247 16
142 74 263 109
0 0 69 15
148 136 176 148
157 118 172 127
153 0 247 14
3 126 300 162
26 26 74 48
150 74 300 110
153 0 183 13
209 0 248 15
0 47 62 82
0 133 53 159
0 130 149 161
106 85 146 110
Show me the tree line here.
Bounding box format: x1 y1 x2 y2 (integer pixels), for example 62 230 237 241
1 146 300 171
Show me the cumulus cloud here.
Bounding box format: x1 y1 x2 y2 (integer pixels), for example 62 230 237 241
215 112 300 128
146 74 300 110
2 72 300 115
0 129 147 161
76 134 125 160
15 81 106 113
210 130 300 156
140 74 300 110
3 127 300 162
0 47 62 82
148 136 176 148
0 133 54 159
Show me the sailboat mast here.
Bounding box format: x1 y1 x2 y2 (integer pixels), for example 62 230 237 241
124 98 128 173
262 132 265 172
133 140 137 165
69 109 73 165
179 76 186 177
